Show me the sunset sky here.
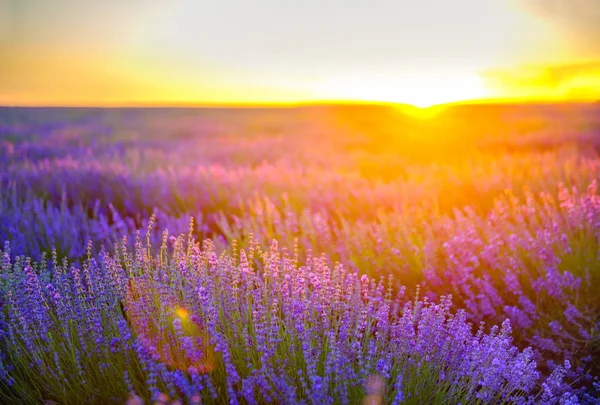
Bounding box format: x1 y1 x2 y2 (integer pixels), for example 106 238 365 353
0 0 599 107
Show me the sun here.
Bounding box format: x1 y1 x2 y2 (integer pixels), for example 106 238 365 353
314 71 490 108
400 104 449 119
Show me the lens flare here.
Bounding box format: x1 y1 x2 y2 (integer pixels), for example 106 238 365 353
121 278 216 374
174 307 189 321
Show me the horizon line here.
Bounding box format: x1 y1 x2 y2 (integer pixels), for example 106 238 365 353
0 97 598 110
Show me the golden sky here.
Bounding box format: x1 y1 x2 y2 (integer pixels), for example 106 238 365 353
0 0 599 107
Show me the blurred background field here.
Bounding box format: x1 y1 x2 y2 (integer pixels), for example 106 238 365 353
2 102 600 258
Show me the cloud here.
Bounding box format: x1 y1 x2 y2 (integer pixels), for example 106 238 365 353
483 60 600 99
543 61 600 85
520 0 600 54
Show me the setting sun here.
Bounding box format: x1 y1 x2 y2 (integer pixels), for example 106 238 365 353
315 71 490 108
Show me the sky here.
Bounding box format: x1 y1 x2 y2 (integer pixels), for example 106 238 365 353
0 0 599 107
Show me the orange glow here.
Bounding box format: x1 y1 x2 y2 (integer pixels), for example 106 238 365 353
398 104 449 120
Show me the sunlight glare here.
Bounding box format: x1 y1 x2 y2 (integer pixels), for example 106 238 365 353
315 71 490 108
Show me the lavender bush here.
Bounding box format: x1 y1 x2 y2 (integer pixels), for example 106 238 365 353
0 231 577 404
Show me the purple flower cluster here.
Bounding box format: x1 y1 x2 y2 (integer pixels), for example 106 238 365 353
420 183 600 374
0 235 572 403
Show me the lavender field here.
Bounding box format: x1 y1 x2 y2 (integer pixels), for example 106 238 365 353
1 104 600 404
